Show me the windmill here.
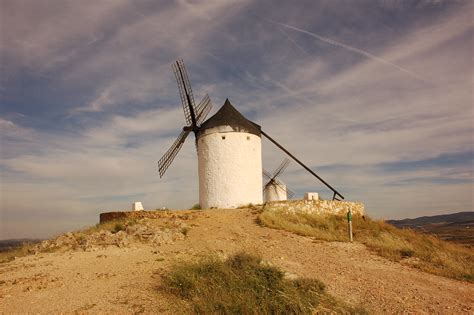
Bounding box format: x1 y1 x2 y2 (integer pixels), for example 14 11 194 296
263 158 295 202
157 59 212 178
158 59 344 209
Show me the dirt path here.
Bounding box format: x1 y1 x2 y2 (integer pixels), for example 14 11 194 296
1 208 473 313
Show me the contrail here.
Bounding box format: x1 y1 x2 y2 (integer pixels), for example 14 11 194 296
276 21 425 81
278 28 308 55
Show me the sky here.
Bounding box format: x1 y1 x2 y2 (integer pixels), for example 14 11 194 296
0 0 473 239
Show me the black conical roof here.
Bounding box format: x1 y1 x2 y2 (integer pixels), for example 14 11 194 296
198 99 261 136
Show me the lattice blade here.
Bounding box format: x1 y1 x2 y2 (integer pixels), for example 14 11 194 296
172 59 196 126
263 169 272 181
263 178 274 191
158 129 191 178
274 180 293 199
286 187 295 199
196 94 212 126
272 158 290 179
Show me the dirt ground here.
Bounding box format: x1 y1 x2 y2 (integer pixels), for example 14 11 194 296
0 208 473 314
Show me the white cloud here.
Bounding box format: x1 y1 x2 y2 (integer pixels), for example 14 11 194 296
0 1 472 239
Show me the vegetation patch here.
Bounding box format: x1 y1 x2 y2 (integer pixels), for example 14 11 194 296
258 209 474 282
190 203 201 210
162 252 363 314
111 223 125 234
0 219 139 263
0 242 37 264
81 218 136 235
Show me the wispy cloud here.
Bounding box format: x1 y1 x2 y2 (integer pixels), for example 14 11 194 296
273 21 426 81
1 0 472 239
277 28 308 55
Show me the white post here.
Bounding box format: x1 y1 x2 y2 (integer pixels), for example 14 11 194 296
347 209 353 242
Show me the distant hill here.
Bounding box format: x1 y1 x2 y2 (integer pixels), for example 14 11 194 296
388 212 474 247
0 239 42 252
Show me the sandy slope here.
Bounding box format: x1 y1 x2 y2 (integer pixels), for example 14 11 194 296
0 208 473 314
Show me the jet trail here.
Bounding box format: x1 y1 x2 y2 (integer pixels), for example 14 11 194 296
276 21 425 81
278 28 308 55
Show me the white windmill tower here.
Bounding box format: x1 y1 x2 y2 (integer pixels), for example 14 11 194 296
157 59 262 209
158 59 345 209
196 99 263 208
263 158 295 202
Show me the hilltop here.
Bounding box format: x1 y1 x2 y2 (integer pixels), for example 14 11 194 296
388 211 474 247
0 207 473 313
388 211 474 226
0 239 42 252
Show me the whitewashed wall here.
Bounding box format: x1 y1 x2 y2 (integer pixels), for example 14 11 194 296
197 126 263 209
264 183 287 202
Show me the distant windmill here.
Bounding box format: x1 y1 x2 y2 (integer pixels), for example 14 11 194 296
158 59 344 209
263 158 295 202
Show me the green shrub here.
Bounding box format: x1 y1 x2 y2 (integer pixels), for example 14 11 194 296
180 227 190 236
112 223 125 234
0 243 36 264
190 204 201 210
400 248 414 258
162 252 362 314
81 218 135 235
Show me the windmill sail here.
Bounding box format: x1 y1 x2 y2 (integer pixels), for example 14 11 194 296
158 59 213 178
263 169 272 181
263 158 293 200
195 94 212 126
172 59 197 127
273 178 295 199
158 129 191 178
272 158 290 179
264 179 294 200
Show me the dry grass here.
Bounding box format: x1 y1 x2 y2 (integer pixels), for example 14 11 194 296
258 209 474 282
0 243 37 264
0 219 135 264
162 252 365 314
79 218 136 235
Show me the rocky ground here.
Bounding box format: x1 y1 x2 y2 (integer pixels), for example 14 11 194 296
0 208 473 314
32 212 190 253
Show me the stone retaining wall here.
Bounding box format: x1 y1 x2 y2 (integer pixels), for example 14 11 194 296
99 210 195 224
264 200 364 216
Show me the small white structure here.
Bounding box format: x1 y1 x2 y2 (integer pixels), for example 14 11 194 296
264 182 287 202
304 192 319 201
132 202 144 211
197 99 263 209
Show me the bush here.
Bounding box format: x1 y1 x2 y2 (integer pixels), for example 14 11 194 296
162 252 362 314
81 218 136 235
190 204 201 210
180 227 190 236
112 223 125 234
0 243 36 264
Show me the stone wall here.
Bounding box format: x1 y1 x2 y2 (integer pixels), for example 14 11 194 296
99 210 195 224
264 200 364 216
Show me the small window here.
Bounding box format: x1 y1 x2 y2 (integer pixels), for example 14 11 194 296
222 136 226 140
247 136 250 140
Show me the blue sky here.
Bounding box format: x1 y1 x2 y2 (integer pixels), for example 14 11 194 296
0 0 472 239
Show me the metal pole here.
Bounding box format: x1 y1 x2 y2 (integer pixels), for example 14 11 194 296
347 210 353 242
261 130 344 200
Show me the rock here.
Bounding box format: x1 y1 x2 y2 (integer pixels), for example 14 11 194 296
283 272 299 280
29 217 189 254
126 225 138 234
